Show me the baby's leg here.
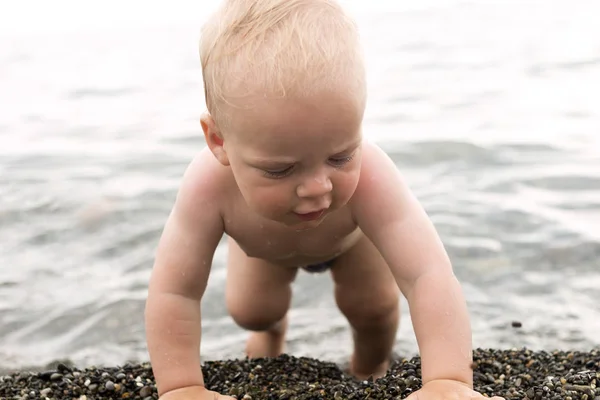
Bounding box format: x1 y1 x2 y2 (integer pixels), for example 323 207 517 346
330 233 400 380
226 238 298 358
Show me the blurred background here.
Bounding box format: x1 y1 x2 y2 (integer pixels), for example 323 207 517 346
1 0 600 372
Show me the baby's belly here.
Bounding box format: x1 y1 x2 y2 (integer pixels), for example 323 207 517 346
228 226 364 268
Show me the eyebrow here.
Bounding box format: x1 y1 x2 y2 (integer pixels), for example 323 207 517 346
246 156 298 166
333 140 361 155
247 138 362 166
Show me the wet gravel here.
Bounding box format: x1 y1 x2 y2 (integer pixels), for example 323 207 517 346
2 348 600 399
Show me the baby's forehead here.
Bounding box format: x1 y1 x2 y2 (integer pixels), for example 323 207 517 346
222 95 364 154
228 88 363 125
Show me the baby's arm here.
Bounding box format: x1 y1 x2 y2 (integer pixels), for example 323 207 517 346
145 155 225 396
352 143 473 387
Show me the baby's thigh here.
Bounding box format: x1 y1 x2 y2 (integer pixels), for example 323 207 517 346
330 234 400 325
225 238 298 330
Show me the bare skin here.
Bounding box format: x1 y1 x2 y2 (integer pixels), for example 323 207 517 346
227 230 400 380
145 90 504 400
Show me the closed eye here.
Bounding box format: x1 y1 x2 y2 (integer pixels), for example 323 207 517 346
328 154 354 168
262 165 294 178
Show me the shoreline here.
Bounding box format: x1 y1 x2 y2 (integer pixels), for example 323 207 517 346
1 348 599 399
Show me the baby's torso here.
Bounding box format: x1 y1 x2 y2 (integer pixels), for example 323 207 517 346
193 147 364 267
220 190 361 268
224 201 362 267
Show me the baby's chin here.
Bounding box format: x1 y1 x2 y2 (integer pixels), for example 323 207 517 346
255 208 330 230
291 215 329 232
293 224 318 232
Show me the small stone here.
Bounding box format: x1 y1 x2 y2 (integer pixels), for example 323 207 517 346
18 372 31 381
105 381 115 391
140 386 153 397
38 371 55 381
56 363 72 374
50 373 63 381
511 321 523 328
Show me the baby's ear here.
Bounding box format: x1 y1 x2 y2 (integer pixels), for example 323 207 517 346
201 113 229 166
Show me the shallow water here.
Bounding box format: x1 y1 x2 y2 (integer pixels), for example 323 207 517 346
1 0 600 371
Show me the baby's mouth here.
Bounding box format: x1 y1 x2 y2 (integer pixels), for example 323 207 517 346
294 209 325 221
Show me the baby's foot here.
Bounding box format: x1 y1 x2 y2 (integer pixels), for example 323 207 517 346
345 351 400 380
245 319 287 359
350 358 389 380
245 330 285 358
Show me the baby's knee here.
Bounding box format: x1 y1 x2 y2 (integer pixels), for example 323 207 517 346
227 296 288 332
229 308 287 332
338 291 400 330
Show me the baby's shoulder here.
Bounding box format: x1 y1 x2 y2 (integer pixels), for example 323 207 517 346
176 148 237 209
349 140 406 209
359 140 390 164
356 140 399 182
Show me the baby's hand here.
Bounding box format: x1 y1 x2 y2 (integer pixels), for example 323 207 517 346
160 385 236 400
406 379 505 400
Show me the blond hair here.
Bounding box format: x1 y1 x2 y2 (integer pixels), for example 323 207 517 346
200 0 366 128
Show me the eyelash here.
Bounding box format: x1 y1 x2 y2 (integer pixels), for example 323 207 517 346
263 166 294 179
329 155 354 168
262 155 355 179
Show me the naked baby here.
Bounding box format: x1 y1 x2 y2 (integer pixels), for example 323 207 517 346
145 0 504 399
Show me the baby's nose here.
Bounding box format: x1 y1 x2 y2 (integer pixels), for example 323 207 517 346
297 175 333 199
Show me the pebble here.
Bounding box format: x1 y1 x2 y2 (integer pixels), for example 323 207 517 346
50 372 63 381
140 385 153 397
2 349 600 399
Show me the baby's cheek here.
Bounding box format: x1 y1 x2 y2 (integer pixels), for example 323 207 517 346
254 187 291 212
335 174 360 202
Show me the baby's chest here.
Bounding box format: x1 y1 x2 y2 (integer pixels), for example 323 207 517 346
225 215 358 262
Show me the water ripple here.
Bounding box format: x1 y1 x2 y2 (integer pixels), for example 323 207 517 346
1 0 600 372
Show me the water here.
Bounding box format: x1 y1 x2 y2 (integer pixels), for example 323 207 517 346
1 0 600 371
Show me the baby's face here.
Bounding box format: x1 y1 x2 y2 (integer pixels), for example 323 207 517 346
224 90 365 230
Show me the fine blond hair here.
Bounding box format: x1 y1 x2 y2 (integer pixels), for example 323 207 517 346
200 0 366 128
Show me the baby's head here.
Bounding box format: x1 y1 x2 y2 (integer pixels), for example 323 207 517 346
199 0 366 131
200 0 367 228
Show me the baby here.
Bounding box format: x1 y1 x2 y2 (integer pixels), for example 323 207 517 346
145 1 503 399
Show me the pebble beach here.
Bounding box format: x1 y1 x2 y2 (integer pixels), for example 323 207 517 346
2 348 600 399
